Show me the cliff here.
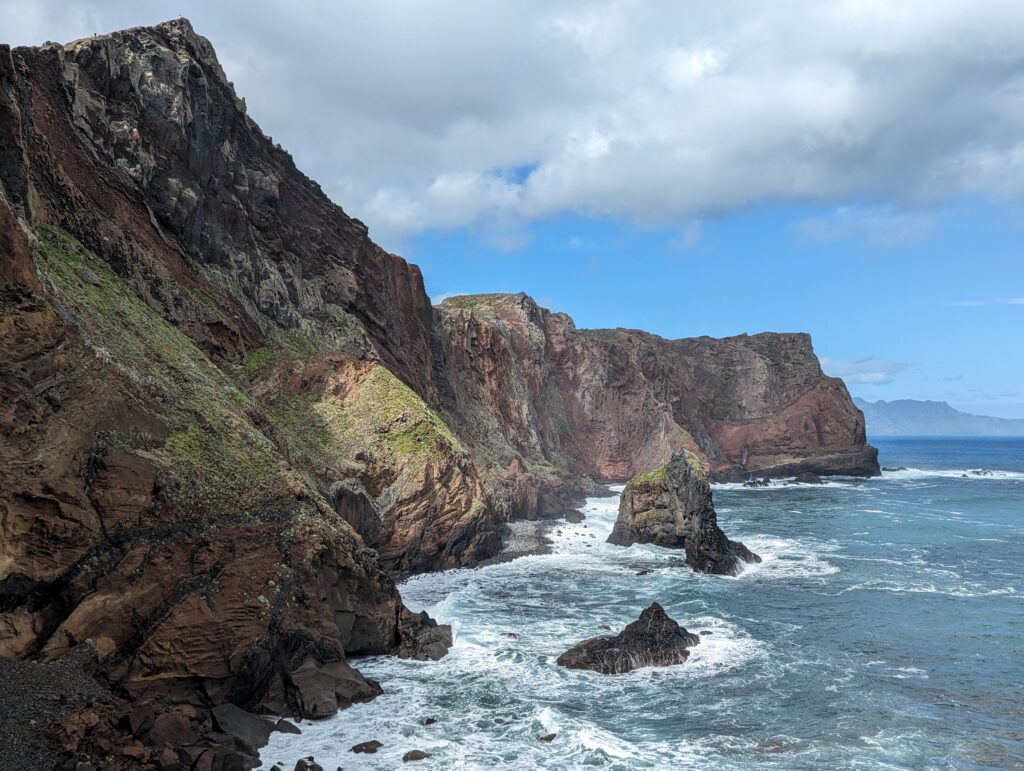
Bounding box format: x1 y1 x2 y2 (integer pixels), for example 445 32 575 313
0 17 876 768
434 293 878 486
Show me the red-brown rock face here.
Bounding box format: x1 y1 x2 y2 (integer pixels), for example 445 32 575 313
1 18 876 765
434 293 878 484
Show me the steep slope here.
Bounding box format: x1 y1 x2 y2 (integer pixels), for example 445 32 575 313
1 17 878 765
435 293 878 485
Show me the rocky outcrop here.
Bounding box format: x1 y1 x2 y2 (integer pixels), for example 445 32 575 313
608 452 761 575
434 293 879 485
1 15 874 766
556 603 700 674
1 20 459 766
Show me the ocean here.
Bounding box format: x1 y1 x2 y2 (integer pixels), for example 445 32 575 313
261 438 1024 770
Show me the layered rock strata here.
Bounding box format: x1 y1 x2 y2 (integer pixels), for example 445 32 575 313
608 452 762 575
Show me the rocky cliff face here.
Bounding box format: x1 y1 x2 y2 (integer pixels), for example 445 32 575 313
1 16 877 767
608 452 761 575
0 19 466 767
434 293 878 486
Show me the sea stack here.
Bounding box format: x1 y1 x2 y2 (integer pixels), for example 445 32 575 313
608 452 762 575
556 603 700 674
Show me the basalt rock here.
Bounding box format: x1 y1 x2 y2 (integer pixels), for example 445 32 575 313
556 603 700 674
608 452 761 575
1 14 874 767
434 293 879 488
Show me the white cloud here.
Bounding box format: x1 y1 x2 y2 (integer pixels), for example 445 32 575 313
7 1 1024 246
821 357 907 385
948 296 1024 307
795 206 935 247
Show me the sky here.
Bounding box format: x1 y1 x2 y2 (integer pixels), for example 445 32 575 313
3 1 1023 417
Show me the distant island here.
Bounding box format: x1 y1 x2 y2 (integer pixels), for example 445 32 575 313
855 397 1024 436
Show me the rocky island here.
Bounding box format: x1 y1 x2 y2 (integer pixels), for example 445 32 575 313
0 17 877 769
608 451 762 575
557 603 701 674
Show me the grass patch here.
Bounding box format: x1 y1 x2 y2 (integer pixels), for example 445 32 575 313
34 226 288 513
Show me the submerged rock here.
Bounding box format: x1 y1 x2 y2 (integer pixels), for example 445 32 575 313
793 471 824 484
351 740 383 754
607 452 761 575
556 603 700 674
743 477 772 487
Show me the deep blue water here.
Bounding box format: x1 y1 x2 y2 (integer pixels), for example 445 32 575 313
263 438 1024 769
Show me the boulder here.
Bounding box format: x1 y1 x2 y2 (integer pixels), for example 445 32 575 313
351 740 383 754
392 609 453 661
607 453 761 575
556 603 700 674
793 471 824 484
211 703 276 751
403 749 432 761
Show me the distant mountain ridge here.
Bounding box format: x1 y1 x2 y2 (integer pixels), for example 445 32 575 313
855 398 1024 436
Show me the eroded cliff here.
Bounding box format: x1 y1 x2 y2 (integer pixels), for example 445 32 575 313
434 292 878 486
1 16 877 768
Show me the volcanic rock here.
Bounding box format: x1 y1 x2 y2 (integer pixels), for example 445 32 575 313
556 603 700 674
351 740 383 754
608 453 761 575
793 471 824 484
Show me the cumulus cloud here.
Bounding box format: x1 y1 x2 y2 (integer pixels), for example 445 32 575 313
7 1 1024 246
821 357 908 386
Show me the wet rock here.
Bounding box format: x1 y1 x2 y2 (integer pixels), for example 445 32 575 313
564 511 585 524
351 740 383 754
557 603 699 674
421 717 437 726
743 477 771 487
211 703 276 750
504 632 519 639
538 733 557 742
293 758 323 771
793 471 824 484
275 718 302 735
882 466 907 472
700 630 713 635
635 569 653 576
403 749 432 761
608 453 761 575
393 609 453 661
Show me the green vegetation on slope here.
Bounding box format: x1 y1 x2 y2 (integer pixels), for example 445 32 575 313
265 363 466 477
34 226 289 514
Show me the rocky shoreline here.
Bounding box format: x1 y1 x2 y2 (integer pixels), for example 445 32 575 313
1 16 877 770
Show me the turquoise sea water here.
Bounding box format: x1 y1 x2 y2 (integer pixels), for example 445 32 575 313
261 438 1024 770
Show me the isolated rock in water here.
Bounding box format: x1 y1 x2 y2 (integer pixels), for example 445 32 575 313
392 609 453 661
607 452 761 575
557 603 700 674
793 471 824 484
538 733 558 742
293 758 323 771
403 749 432 761
352 740 384 754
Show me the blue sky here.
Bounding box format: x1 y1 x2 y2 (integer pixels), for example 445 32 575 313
405 199 1024 418
4 1 1023 417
